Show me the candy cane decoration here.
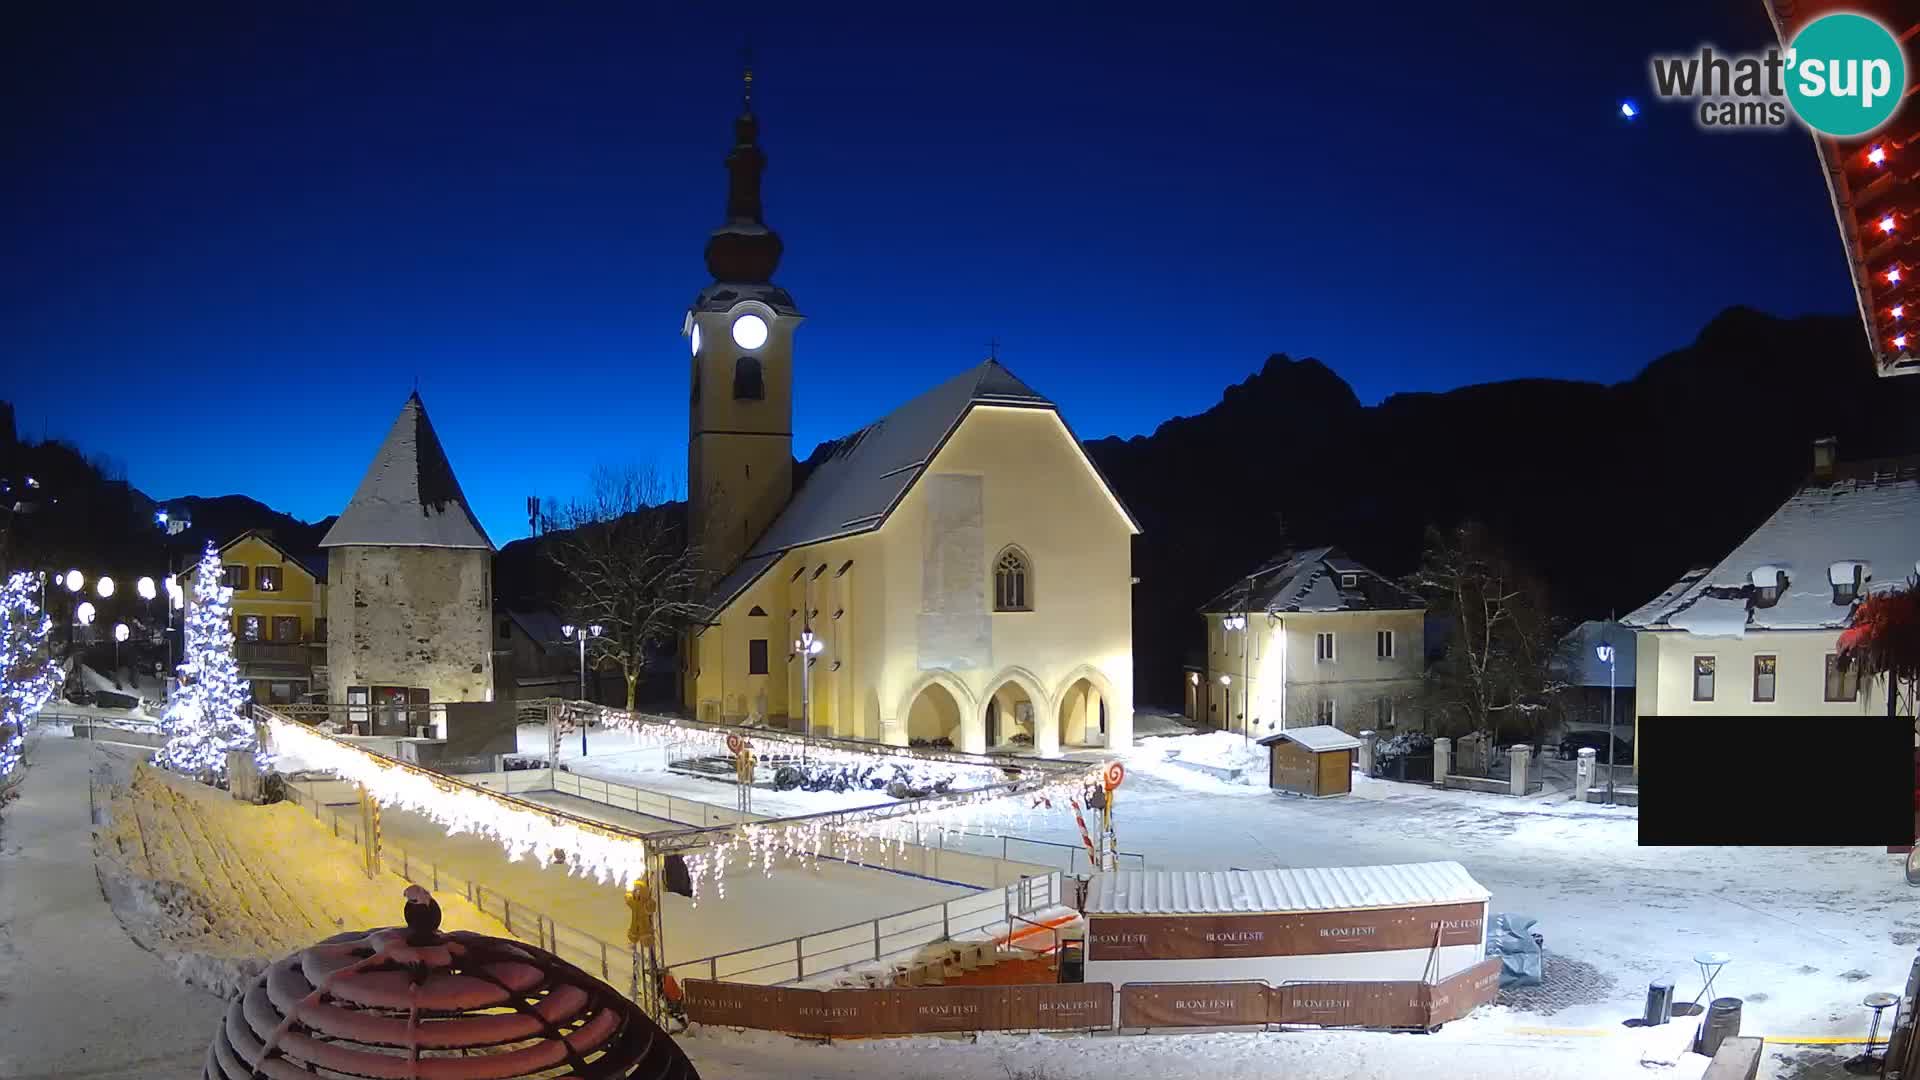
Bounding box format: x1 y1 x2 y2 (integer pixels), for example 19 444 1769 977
1070 797 1099 863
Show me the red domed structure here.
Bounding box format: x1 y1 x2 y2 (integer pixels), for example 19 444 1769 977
206 890 697 1080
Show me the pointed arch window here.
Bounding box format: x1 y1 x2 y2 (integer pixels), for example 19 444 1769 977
994 547 1033 612
733 356 764 400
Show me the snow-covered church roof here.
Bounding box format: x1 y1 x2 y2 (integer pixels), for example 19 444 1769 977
702 359 1139 612
1623 456 1920 637
319 393 493 551
1201 546 1423 615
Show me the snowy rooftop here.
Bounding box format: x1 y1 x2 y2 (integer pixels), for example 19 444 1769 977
1622 457 1920 637
1087 861 1490 916
319 393 493 551
1202 546 1423 615
703 360 1139 612
1256 724 1362 752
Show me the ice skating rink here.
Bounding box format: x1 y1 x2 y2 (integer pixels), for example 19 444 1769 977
289 777 977 979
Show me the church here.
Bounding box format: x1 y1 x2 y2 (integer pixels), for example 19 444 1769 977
679 76 1139 756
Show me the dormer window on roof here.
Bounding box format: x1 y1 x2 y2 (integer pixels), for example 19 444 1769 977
1340 573 1358 588
1749 565 1788 608
1830 560 1868 605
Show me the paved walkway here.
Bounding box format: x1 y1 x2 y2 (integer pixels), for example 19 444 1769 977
0 732 223 1080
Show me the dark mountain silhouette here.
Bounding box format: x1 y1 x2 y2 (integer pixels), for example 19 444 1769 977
10 306 1914 715
159 495 335 561
1089 307 1920 708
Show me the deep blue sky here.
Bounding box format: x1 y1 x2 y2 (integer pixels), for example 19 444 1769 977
2 2 1856 544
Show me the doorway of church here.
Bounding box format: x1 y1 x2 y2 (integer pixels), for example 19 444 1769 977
905 683 962 748
985 700 999 747
1059 677 1107 749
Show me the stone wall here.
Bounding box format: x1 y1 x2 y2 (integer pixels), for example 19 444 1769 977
326 546 493 704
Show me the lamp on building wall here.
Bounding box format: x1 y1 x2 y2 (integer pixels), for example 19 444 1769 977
1595 638 1618 806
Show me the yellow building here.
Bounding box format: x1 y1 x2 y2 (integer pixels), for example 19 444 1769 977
1192 547 1426 738
177 529 328 705
679 84 1139 756
1623 444 1920 774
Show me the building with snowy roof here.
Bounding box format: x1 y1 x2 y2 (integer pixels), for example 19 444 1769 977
1622 439 1920 765
175 529 328 706
678 75 1139 755
1188 546 1426 739
319 392 496 729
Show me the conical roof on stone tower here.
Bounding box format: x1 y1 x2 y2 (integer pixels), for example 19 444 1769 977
319 393 493 551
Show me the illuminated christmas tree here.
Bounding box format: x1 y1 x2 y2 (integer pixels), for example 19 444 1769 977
157 544 261 778
1 570 63 787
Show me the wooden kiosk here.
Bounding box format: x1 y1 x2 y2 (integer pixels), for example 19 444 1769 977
1258 724 1361 797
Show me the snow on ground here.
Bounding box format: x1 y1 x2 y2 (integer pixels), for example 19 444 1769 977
982 756 1908 1041
95 752 515 1000
678 1019 1714 1080
0 733 227 1080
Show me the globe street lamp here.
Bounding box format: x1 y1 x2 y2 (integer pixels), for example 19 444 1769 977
64 570 83 593
77 601 96 626
795 629 825 741
561 623 602 757
1595 641 1618 806
96 576 115 599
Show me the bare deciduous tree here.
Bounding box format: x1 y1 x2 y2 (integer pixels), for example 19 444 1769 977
1407 521 1568 744
540 466 703 711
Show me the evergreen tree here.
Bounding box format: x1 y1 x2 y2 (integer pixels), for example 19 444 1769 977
157 543 260 778
1 570 63 788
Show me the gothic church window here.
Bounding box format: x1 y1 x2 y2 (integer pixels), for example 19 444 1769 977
733 356 764 400
994 547 1032 612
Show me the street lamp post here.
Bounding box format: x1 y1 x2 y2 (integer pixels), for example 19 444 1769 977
1223 613 1249 741
561 623 602 757
113 622 129 678
1595 641 1617 806
1218 673 1232 734
63 569 83 646
795 629 824 744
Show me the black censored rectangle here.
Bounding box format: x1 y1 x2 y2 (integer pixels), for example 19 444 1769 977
1637 716 1912 846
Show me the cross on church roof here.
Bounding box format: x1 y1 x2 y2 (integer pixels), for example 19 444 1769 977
987 337 1000 360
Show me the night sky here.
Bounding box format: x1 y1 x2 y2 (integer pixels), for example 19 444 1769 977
3 2 1856 544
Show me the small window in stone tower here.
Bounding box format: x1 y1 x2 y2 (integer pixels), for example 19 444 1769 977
994 547 1031 611
733 356 764 400
748 639 769 675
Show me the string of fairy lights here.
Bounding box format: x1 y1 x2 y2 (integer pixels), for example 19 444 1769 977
265 709 1106 901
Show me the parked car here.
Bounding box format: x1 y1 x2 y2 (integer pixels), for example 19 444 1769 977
1558 730 1633 763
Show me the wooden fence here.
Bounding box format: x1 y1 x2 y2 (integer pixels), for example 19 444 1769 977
684 958 1502 1038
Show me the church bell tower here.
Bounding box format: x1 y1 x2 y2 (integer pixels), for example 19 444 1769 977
686 63 801 578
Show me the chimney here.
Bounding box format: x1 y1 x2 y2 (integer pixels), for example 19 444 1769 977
1812 436 1838 482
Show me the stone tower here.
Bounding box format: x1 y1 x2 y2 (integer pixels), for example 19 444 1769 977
319 393 495 714
686 66 803 578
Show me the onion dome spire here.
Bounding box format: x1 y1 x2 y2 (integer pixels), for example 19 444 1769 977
705 55 784 283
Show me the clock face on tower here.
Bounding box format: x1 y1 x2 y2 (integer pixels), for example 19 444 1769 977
731 313 769 351
690 324 702 356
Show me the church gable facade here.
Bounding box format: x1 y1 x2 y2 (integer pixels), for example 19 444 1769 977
678 76 1138 756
